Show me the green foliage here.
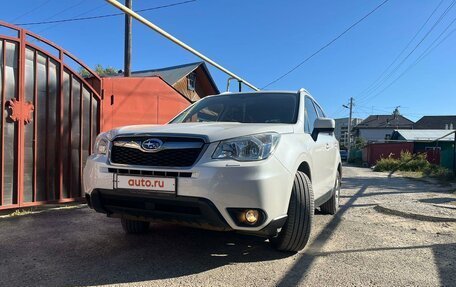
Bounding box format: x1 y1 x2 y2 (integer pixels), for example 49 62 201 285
79 64 119 78
423 165 454 180
375 151 429 172
399 152 430 171
352 137 366 150
373 156 400 172
374 151 454 179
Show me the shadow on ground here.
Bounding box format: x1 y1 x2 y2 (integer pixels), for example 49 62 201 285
276 174 456 286
0 208 289 286
1 172 454 286
419 197 456 205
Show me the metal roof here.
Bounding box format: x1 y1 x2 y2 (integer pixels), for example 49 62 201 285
392 129 456 142
130 62 201 85
121 62 219 93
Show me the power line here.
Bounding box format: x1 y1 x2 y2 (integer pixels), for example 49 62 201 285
14 0 197 26
356 0 444 100
357 0 456 104
261 0 391 89
358 17 456 105
34 3 107 34
9 0 52 23
411 17 456 65
358 0 455 104
328 106 346 118
43 0 88 22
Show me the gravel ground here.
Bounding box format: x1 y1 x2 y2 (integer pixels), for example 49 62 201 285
0 166 455 287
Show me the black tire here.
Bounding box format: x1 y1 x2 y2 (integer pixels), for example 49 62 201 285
320 171 341 215
121 218 150 234
271 171 314 252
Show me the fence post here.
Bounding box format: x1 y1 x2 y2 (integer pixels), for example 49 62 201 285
453 132 456 176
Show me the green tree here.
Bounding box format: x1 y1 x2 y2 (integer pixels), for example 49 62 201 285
352 137 366 150
79 64 119 78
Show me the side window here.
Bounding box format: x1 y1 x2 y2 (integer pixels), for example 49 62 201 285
314 102 326 118
304 97 318 133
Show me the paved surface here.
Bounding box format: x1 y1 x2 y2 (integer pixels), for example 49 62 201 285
1 166 455 286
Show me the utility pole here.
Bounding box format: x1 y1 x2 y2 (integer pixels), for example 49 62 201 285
343 97 354 162
124 0 132 77
106 0 259 91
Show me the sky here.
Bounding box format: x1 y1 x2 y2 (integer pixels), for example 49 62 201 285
1 0 455 121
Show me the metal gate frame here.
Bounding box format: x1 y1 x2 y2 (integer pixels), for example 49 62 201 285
0 21 102 210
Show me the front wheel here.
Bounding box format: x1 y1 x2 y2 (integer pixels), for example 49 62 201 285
271 171 314 252
121 218 150 234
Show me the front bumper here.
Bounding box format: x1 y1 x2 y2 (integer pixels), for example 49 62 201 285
83 144 294 234
88 188 231 231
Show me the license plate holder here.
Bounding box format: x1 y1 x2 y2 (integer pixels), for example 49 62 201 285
115 174 176 194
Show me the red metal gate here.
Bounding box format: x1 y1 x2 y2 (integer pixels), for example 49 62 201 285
0 21 101 210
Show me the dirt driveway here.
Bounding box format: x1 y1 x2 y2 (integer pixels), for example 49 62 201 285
1 166 455 286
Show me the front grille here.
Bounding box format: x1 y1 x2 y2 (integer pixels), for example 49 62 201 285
107 168 192 178
110 136 205 167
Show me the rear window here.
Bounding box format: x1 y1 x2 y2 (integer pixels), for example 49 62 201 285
171 93 300 124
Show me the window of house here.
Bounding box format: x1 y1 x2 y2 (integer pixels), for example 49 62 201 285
188 72 196 91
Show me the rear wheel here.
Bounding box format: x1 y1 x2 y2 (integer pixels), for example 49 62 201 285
121 218 150 234
320 171 341 215
271 171 314 252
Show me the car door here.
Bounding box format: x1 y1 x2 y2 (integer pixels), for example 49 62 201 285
313 100 338 192
303 96 332 198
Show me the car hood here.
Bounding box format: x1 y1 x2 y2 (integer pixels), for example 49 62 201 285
109 122 294 142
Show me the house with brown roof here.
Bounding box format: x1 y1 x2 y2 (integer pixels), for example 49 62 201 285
413 116 456 130
353 114 414 142
100 62 220 132
128 62 219 102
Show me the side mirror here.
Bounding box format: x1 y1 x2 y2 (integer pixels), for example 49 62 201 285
312 118 335 140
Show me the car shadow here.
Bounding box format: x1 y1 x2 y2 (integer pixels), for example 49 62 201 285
0 208 290 286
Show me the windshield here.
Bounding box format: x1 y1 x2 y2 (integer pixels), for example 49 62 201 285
170 93 299 124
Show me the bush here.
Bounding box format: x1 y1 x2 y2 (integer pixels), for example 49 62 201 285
399 152 430 171
423 165 454 179
374 151 454 180
374 156 400 172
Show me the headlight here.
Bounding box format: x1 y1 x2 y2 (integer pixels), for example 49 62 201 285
212 133 280 161
93 133 109 155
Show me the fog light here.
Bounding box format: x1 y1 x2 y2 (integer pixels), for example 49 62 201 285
245 210 259 224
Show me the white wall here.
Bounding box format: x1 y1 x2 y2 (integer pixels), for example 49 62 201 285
358 129 394 142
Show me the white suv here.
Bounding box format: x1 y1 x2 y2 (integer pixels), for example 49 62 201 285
83 89 342 252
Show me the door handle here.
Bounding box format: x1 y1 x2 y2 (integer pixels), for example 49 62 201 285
326 143 330 150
